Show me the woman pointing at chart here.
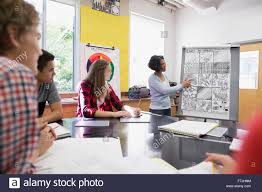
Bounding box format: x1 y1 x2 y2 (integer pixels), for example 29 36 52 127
148 55 191 116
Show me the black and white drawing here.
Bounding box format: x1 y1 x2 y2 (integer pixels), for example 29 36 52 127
185 49 200 64
200 50 213 63
212 100 229 113
184 49 199 73
196 100 212 112
183 86 197 98
212 88 229 101
184 64 199 74
212 49 230 73
199 50 213 73
181 48 232 116
197 87 212 100
213 62 230 73
212 74 229 88
181 98 197 111
199 74 213 87
214 49 231 63
184 73 198 86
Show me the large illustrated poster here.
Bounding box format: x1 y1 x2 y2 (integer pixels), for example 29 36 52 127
180 47 234 120
80 44 121 97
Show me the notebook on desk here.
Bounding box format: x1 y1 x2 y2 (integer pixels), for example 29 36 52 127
48 123 71 139
158 120 219 138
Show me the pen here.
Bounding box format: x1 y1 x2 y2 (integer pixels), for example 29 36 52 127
45 125 57 139
212 162 216 174
48 125 59 129
212 160 223 174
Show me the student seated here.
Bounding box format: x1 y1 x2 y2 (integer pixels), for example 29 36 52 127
148 55 191 116
36 50 63 123
206 110 262 174
0 0 55 173
77 59 140 118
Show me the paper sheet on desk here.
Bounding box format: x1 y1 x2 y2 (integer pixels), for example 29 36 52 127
35 138 178 174
78 157 178 174
35 138 123 174
178 162 214 174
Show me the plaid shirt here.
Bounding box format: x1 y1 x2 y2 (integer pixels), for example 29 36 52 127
0 57 39 174
77 80 123 117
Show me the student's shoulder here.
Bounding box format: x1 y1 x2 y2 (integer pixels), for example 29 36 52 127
0 57 35 81
41 81 58 91
149 73 160 83
148 73 156 81
48 81 58 90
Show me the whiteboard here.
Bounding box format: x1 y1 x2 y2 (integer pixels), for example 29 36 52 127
177 46 240 121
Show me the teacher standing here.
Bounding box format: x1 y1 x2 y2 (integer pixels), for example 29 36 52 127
148 55 191 116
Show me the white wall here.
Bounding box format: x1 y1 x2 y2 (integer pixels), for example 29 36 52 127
173 0 262 82
129 0 177 82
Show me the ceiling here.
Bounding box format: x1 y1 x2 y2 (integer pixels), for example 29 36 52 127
148 0 225 11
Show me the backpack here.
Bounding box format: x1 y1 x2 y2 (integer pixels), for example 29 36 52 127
128 85 150 99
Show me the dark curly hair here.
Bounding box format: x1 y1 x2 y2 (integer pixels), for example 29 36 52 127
148 55 164 72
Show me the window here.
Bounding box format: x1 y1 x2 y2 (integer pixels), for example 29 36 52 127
239 51 259 89
129 12 164 87
46 1 75 91
25 0 80 92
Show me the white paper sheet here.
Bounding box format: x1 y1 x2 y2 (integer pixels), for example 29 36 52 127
178 162 213 174
35 138 122 174
35 137 178 174
229 138 243 151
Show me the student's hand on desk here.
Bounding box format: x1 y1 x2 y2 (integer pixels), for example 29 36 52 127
205 153 236 174
38 126 56 156
113 111 132 118
132 108 141 117
182 80 191 88
37 117 48 129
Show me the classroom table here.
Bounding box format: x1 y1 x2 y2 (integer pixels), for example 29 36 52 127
59 114 232 169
